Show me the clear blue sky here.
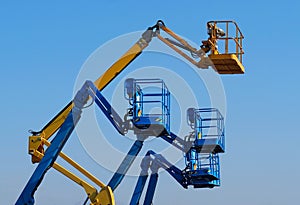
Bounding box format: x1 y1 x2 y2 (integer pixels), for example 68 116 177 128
1 0 300 204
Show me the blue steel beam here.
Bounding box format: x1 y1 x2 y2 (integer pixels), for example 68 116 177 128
130 174 148 205
160 132 188 152
84 80 125 135
93 90 125 135
108 140 144 191
129 153 152 205
144 173 158 205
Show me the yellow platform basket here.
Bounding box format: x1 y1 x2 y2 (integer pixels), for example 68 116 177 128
209 54 245 74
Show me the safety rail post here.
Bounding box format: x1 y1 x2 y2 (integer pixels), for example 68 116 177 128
225 22 229 54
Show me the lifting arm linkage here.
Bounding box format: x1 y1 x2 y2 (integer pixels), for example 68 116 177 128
160 132 189 152
130 150 186 205
155 20 211 69
145 151 185 187
88 81 125 135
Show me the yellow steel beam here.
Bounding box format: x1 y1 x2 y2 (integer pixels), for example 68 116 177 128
160 25 198 53
42 139 106 188
156 33 211 69
156 33 199 67
31 150 98 201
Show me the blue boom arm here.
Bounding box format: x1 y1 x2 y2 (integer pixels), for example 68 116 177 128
130 150 186 205
91 84 126 135
160 132 189 152
107 139 144 191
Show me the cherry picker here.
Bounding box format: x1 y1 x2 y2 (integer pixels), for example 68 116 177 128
16 20 244 205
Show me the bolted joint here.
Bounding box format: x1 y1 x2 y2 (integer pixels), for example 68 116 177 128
28 136 44 163
73 81 94 109
150 160 161 173
140 155 152 171
196 56 211 69
141 28 154 43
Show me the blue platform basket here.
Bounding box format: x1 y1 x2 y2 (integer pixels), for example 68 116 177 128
187 108 225 154
183 153 220 188
124 78 170 137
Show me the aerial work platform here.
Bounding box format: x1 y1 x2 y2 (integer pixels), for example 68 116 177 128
205 20 244 74
187 108 225 154
124 78 170 137
184 153 220 188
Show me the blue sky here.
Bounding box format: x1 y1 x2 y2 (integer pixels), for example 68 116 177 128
1 0 300 204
